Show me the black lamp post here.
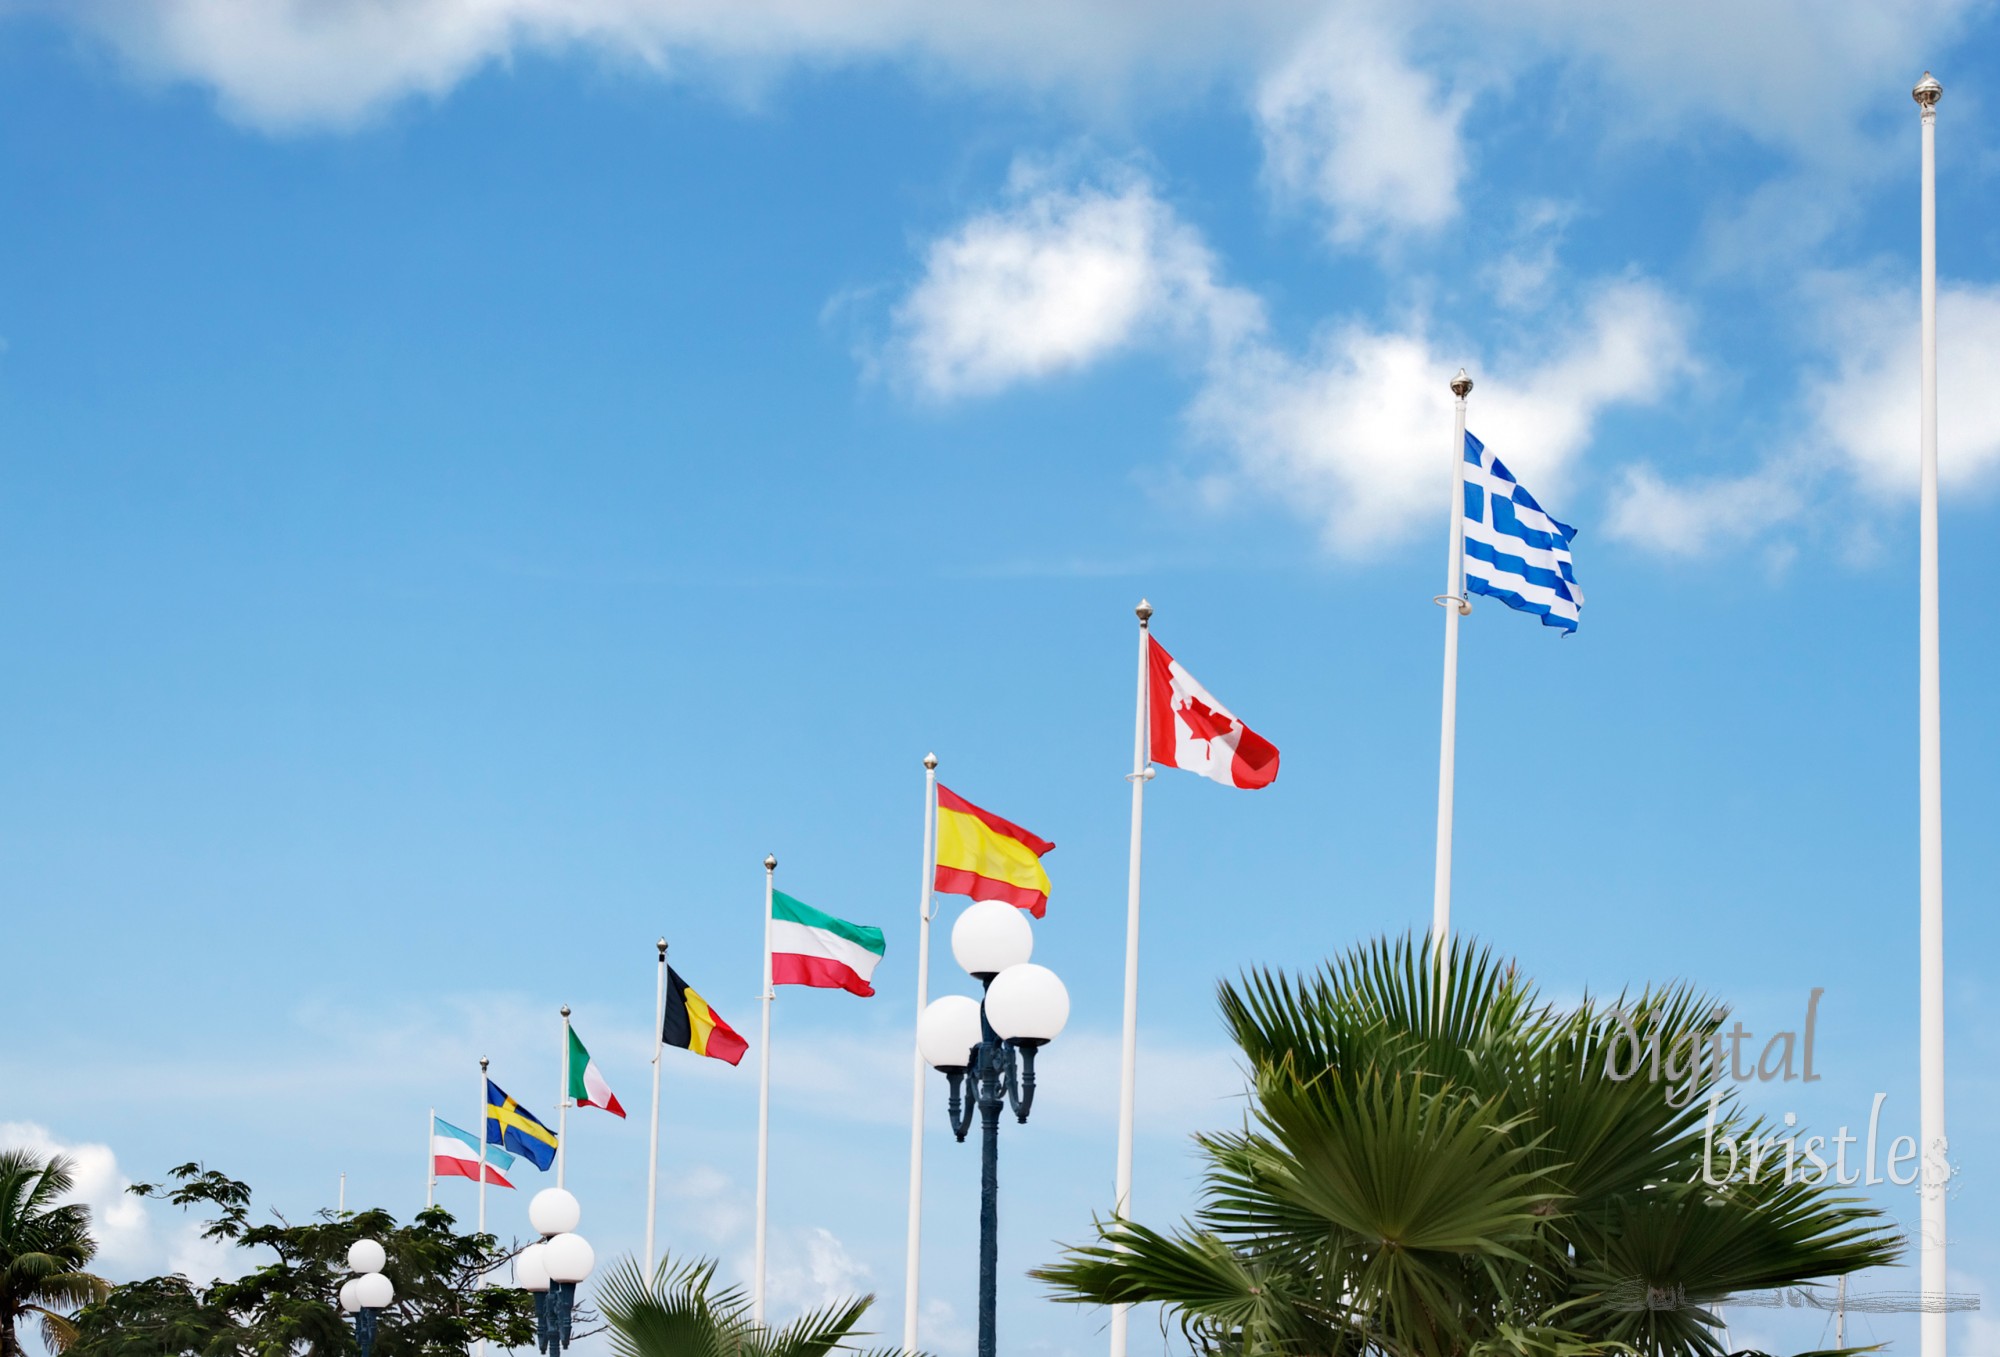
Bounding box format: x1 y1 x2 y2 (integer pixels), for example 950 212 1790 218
339 1240 394 1357
516 1188 596 1354
919 901 1071 1357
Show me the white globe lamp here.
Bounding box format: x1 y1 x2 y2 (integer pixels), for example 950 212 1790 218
951 900 1032 977
339 1279 363 1314
514 1242 551 1292
544 1232 596 1285
354 1271 395 1310
528 1187 581 1237
985 963 1070 1046
347 1239 386 1275
918 995 985 1071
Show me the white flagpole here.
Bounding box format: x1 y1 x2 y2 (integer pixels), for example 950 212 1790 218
557 1005 572 1189
426 1108 435 1210
1431 370 1473 964
646 938 668 1275
477 1057 491 1239
902 753 940 1356
338 1173 345 1215
1109 598 1152 1357
1913 70 1949 1357
478 1055 490 1357
754 853 776 1328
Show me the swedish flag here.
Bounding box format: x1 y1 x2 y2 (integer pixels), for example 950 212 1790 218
485 1078 558 1171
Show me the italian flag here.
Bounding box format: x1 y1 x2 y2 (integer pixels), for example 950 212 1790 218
771 891 885 997
567 1027 626 1118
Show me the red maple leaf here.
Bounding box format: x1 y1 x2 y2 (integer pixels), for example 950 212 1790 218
1177 692 1238 743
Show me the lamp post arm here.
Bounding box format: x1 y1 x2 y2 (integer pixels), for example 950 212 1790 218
1004 1043 1038 1123
946 1068 975 1141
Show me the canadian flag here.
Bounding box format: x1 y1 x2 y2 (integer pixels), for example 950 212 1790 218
1147 636 1280 789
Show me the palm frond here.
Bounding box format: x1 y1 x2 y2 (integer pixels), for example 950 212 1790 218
596 1252 914 1357
759 1295 876 1357
1041 932 1904 1357
1034 1216 1352 1355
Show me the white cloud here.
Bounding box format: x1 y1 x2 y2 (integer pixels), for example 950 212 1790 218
721 1223 876 1323
761 1018 1244 1142
887 165 1263 400
1696 172 1864 281
1479 0 1978 164
920 1297 976 1357
1597 272 2000 557
761 1225 872 1313
1192 280 1692 553
33 0 1989 293
883 166 1691 553
665 1164 751 1245
1477 1 1979 280
0 1122 234 1285
1603 461 1805 556
1484 201 1576 312
42 0 1972 244
58 0 1311 132
1254 8 1473 245
1956 1269 2000 1354
1026 1031 1247 1135
1807 277 2000 496
0 1122 152 1268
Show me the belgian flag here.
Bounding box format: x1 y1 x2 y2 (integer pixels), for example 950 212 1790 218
663 967 749 1066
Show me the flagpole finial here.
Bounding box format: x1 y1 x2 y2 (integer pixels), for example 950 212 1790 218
561 1005 571 1018
1135 598 1153 625
764 854 777 871
480 1056 489 1072
1914 72 1942 108
657 937 668 957
924 752 938 770
1451 368 1473 399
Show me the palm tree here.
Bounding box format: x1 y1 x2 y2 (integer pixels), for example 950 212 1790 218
597 1254 917 1357
1035 935 1901 1357
1 1149 110 1356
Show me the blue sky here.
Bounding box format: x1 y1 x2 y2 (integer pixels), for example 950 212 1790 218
4 2 2000 1353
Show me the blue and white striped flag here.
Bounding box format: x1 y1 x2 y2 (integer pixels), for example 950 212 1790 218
1462 431 1583 632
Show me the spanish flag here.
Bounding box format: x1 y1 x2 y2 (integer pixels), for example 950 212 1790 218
662 966 749 1065
933 784 1055 917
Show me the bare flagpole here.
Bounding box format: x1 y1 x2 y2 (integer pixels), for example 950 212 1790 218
754 854 777 1327
1432 370 1473 967
903 754 940 1356
557 1006 572 1189
646 938 668 1274
426 1108 436 1210
1108 598 1153 1357
1913 70 1949 1357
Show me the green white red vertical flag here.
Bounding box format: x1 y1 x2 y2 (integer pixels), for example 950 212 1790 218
567 1028 626 1118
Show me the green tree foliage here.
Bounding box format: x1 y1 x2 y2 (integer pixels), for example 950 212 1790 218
0 1149 110 1356
69 1163 537 1356
597 1253 917 1357
1035 935 1902 1357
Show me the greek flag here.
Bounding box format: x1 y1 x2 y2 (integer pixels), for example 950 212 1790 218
1462 431 1583 632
